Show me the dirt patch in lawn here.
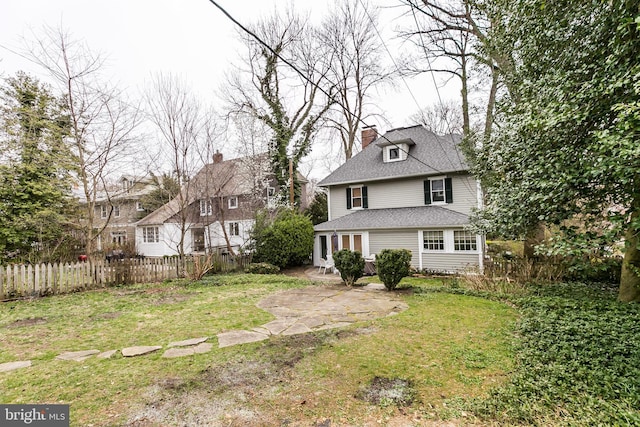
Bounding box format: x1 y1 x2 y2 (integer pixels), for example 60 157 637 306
125 330 383 426
6 317 47 328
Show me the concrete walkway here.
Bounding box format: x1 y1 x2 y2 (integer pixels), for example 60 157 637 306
1 278 407 372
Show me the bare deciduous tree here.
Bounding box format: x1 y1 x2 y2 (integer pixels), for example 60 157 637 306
399 0 506 141
23 26 141 259
318 0 394 160
411 99 464 135
145 73 206 262
224 8 334 205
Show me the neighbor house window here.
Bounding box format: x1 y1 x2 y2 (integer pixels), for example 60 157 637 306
228 196 238 209
111 231 127 245
454 230 477 251
142 226 159 243
229 222 240 236
136 201 144 211
389 147 399 159
423 231 444 250
113 205 120 218
200 199 212 216
100 205 108 219
347 185 368 209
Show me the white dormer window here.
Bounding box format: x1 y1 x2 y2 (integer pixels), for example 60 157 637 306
384 144 407 162
228 196 238 209
200 199 212 216
136 201 144 211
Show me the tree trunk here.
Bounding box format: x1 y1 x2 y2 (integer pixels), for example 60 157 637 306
619 209 640 302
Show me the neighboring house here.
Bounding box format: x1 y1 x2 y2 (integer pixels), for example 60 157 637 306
314 124 484 273
93 175 155 254
136 152 305 257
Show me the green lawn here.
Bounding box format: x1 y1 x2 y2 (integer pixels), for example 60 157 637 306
1 274 517 426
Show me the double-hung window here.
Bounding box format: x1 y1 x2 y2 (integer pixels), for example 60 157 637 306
229 222 240 236
143 226 159 243
228 196 238 209
113 205 120 218
423 231 445 250
346 185 368 209
200 200 212 216
100 205 108 219
454 230 477 251
424 177 453 205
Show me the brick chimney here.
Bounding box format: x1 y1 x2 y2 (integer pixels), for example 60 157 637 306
361 125 378 149
213 150 223 164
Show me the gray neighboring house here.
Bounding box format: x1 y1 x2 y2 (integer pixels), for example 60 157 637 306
313 124 484 273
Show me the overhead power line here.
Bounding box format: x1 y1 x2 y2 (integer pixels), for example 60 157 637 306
206 0 465 176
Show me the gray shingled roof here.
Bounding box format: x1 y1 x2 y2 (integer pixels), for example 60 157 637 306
319 125 466 186
314 206 470 231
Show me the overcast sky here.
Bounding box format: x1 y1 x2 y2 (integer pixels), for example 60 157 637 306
0 0 458 178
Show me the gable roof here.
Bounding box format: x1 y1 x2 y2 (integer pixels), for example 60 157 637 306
314 206 470 231
137 155 272 226
319 125 466 186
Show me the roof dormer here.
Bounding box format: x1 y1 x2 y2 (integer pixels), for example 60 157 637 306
376 137 415 163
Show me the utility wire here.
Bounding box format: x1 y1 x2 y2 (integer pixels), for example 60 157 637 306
206 0 461 177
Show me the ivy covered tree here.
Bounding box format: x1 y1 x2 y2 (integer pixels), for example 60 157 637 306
473 0 640 301
0 72 77 263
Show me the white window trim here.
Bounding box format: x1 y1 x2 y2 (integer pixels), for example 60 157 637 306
419 229 479 255
100 205 108 219
228 221 240 236
337 232 369 257
200 199 212 216
228 196 238 209
453 230 479 252
113 205 120 218
429 176 447 205
422 230 445 252
350 185 364 210
136 201 145 211
142 226 159 243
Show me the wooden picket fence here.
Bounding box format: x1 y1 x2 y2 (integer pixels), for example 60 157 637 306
0 254 251 300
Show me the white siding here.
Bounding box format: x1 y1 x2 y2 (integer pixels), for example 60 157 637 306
205 220 254 251
421 253 479 273
369 230 420 268
136 223 186 257
327 174 478 220
449 175 478 215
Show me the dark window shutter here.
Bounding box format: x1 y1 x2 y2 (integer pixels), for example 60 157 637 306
445 177 453 203
362 186 368 209
346 187 352 210
424 180 431 205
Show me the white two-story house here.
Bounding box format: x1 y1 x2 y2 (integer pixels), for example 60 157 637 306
314 124 484 273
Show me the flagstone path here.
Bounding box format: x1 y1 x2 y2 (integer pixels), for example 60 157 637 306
1 283 407 372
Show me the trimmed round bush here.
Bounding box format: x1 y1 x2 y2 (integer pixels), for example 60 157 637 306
333 249 365 287
376 249 412 290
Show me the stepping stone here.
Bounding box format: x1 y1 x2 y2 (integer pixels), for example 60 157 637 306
168 337 208 348
193 342 213 354
0 360 31 373
162 342 214 358
97 350 118 359
56 350 100 362
262 319 294 335
217 330 269 348
281 323 313 336
121 346 162 357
